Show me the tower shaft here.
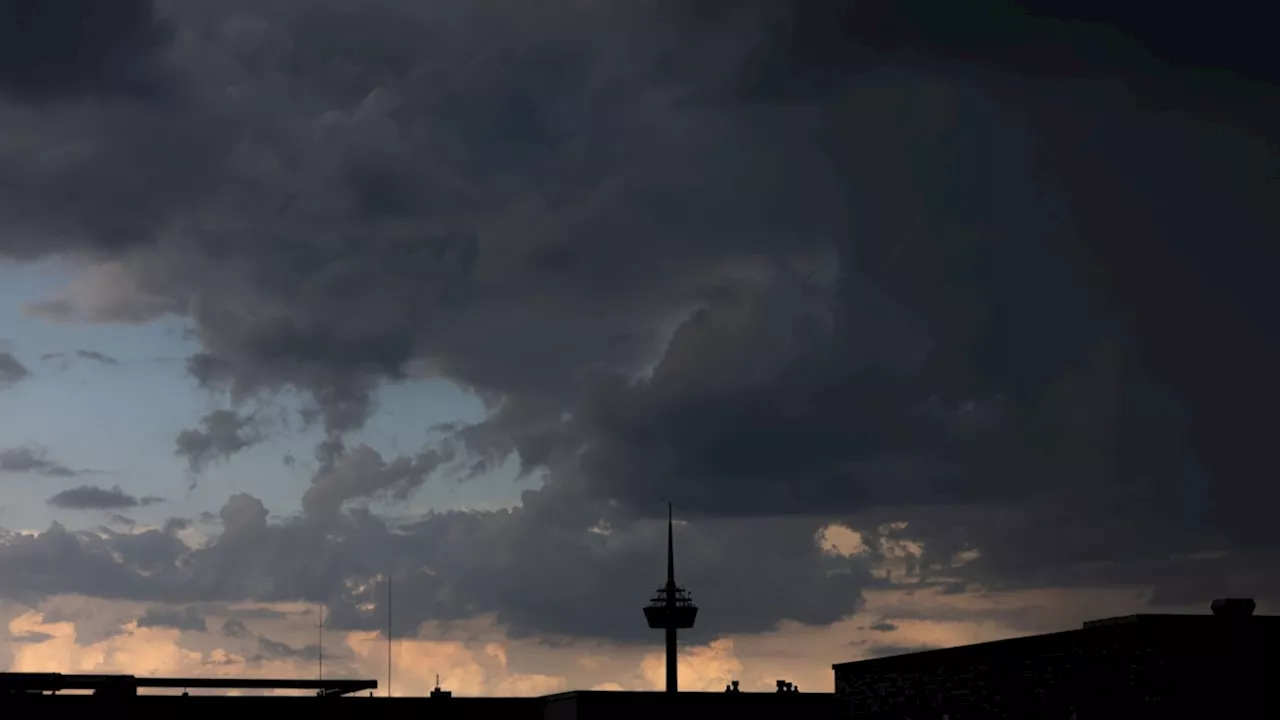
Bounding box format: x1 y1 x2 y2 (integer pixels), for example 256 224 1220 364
665 626 677 693
665 502 677 693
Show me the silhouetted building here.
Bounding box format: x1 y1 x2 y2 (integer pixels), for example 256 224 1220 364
430 675 452 699
643 503 698 693
540 690 833 720
2 679 834 719
0 673 373 697
833 598 1276 719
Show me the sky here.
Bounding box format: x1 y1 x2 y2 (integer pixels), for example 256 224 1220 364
0 0 1278 696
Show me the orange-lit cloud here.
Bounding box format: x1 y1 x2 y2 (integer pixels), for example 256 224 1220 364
0 583 1187 696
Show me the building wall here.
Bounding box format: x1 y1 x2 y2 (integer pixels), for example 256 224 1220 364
546 690 835 720
834 618 1276 720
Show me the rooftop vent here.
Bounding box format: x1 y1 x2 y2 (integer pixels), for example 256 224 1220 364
1210 598 1256 617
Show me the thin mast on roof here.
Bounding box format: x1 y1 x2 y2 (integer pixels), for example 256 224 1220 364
388 573 393 698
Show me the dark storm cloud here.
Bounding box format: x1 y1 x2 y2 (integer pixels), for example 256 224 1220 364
0 493 869 642
1 0 1278 639
0 524 181 607
0 0 172 100
137 605 207 632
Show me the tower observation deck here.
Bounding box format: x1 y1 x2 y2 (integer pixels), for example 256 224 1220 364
643 503 697 693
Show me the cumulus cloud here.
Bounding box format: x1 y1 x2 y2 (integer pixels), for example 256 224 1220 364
0 0 1277 650
639 638 743 692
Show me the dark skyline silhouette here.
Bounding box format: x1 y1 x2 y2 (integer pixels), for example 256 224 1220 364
0 0 1277 705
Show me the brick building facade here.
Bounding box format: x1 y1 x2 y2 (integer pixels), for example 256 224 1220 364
834 600 1276 719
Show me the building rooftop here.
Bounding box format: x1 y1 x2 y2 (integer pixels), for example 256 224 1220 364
833 598 1276 670
0 672 376 696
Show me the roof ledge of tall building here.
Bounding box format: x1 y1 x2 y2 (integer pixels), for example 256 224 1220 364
1083 598 1259 628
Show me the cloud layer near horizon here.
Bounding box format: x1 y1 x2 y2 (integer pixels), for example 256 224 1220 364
0 585 1186 694
1 0 1278 673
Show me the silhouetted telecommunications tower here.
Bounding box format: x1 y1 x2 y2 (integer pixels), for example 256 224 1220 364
643 503 697 693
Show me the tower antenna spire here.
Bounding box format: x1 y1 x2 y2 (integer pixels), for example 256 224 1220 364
644 502 697 693
667 502 675 586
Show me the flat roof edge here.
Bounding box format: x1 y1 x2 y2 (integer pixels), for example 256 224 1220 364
833 612 1280 670
832 626 1087 669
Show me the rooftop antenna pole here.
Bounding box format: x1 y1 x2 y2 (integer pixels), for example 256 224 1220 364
318 603 324 683
388 573 393 698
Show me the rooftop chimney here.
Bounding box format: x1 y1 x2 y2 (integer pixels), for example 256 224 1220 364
1210 598 1256 617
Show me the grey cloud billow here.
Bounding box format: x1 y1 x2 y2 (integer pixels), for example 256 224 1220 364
75 350 119 365
48 485 140 510
301 443 452 516
137 605 207 632
0 352 29 387
220 619 249 638
256 636 324 662
47 485 163 511
0 0 172 101
174 409 264 474
0 0 1278 639
0 492 867 642
0 446 77 477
